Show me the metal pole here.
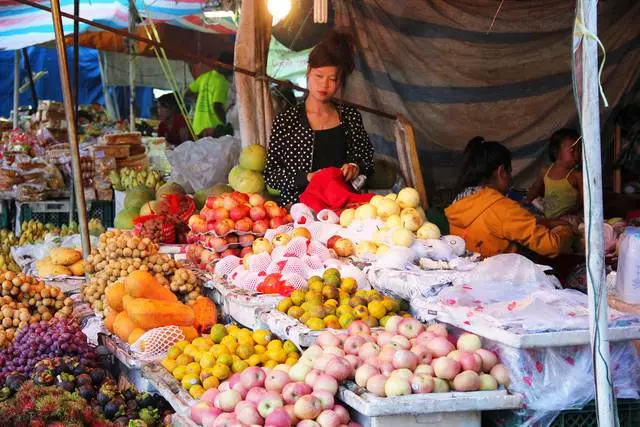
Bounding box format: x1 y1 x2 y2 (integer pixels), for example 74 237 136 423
13 51 20 128
50 0 91 257
21 49 38 112
128 0 136 132
576 1 616 426
70 0 79 228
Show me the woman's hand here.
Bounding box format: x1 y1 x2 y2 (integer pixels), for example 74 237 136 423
307 171 318 182
341 163 359 182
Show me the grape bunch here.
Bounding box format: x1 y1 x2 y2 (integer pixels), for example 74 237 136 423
0 316 96 382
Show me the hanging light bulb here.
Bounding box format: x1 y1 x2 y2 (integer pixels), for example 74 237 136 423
267 0 292 25
313 0 327 23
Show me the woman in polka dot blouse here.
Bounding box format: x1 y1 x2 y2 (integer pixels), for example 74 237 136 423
264 31 374 206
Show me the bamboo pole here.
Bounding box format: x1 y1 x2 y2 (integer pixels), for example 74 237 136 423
575 1 616 425
14 0 397 121
50 0 91 257
13 51 20 128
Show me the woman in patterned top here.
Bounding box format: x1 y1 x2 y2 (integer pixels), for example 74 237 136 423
264 31 374 206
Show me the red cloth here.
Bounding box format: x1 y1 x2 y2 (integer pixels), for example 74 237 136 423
157 114 187 146
299 167 374 212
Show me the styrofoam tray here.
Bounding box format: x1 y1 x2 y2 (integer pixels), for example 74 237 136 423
171 413 198 427
338 382 522 417
142 363 195 416
99 332 145 369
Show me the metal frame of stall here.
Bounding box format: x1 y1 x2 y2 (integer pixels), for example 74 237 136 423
11 0 617 425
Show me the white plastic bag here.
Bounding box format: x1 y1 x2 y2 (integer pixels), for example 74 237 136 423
166 135 241 192
615 227 640 304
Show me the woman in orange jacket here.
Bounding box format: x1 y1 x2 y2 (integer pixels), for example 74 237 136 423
445 137 573 258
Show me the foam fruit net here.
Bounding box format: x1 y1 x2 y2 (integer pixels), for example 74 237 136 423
130 325 185 361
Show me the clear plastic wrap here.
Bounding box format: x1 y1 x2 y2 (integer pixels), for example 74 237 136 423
615 227 640 304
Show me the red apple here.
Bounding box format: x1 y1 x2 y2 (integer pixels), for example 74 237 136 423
188 215 206 233
326 235 341 249
249 206 267 221
270 217 286 229
334 238 354 257
202 209 217 223
223 195 239 211
239 234 255 245
206 222 217 232
283 214 293 224
264 201 278 209
209 236 228 252
205 197 219 209
253 220 269 234
236 217 254 232
230 205 250 221
249 193 266 207
240 247 253 257
232 191 250 204
214 220 233 236
212 207 230 221
266 204 282 218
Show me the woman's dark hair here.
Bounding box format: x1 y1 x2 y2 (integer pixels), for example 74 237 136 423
455 137 512 193
548 128 580 162
157 93 179 114
308 30 356 85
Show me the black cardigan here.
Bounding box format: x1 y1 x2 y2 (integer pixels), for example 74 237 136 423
264 102 374 205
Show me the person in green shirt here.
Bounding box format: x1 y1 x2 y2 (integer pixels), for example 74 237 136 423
186 52 233 138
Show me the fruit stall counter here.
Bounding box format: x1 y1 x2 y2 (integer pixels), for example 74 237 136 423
339 382 521 427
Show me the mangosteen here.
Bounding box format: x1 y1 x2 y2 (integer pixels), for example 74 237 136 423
88 368 106 385
135 392 153 408
71 363 86 376
104 397 126 420
33 370 55 386
77 384 96 400
5 373 26 392
76 373 92 387
58 379 75 393
126 399 138 411
114 416 130 426
122 387 137 401
96 390 112 406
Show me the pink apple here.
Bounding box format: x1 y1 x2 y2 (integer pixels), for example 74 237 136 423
324 356 353 381
202 408 223 427
333 405 350 424
305 369 323 387
355 364 381 387
410 374 434 394
453 370 481 392
316 409 342 427
249 193 266 207
358 342 380 360
447 350 462 361
416 331 437 346
283 382 312 404
311 390 335 410
214 390 241 412
427 323 449 337
432 357 461 380
265 369 291 393
297 421 321 427
426 336 455 358
379 361 395 376
252 219 269 234
433 377 450 393
392 349 418 370
231 382 250 399
384 376 411 397
384 316 404 333
235 401 263 425
363 355 379 367
200 388 220 405
191 402 221 425
343 336 366 355
414 364 435 377
366 374 388 397
390 368 413 380
258 391 284 417
457 333 482 352
289 362 314 382
235 217 253 232
375 331 394 347
211 412 236 427
230 205 250 221
390 335 411 350
249 206 267 221
324 346 346 358
264 407 291 427
397 318 425 339
303 345 324 362
459 352 483 373
348 320 371 336
316 331 341 349
475 349 499 373
344 355 360 370
245 387 268 405
335 333 349 345
217 381 230 393
222 196 239 211
410 345 432 365
293 394 323 420
241 367 266 389
378 345 396 363
313 374 339 394
283 404 299 425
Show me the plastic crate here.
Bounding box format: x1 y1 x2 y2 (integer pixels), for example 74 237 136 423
18 199 115 229
551 400 640 427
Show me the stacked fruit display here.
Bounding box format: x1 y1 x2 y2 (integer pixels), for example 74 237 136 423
0 356 173 424
190 365 361 427
17 219 83 246
0 229 20 273
83 230 201 314
161 324 300 399
276 268 406 330
35 247 85 277
228 144 268 194
103 270 208 345
307 317 510 397
0 317 96 382
109 166 164 192
0 271 73 347
335 187 442 256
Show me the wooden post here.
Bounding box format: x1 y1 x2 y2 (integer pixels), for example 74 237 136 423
50 0 91 257
395 116 429 210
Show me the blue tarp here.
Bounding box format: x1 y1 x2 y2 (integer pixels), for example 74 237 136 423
0 46 154 120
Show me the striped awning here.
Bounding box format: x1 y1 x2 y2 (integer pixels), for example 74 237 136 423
0 0 236 50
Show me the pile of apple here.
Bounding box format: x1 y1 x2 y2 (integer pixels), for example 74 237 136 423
310 317 510 398
188 192 292 237
190 365 361 427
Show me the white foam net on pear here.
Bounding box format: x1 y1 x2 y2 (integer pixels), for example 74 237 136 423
130 325 185 361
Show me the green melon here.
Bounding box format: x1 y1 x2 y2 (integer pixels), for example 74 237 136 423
156 182 186 201
124 186 155 211
114 207 139 230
